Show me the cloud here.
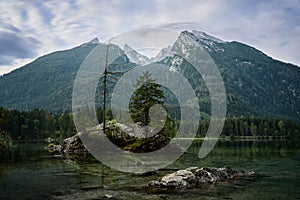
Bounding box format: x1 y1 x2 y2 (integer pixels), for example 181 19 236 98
0 0 299 75
217 0 300 64
0 31 41 65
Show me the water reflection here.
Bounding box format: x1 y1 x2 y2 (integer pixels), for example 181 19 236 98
0 139 299 199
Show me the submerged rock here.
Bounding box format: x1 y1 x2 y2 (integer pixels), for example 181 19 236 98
148 166 255 188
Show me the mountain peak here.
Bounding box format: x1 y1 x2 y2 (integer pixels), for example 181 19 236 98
180 30 224 44
124 44 133 52
152 45 172 62
80 37 100 47
191 30 224 43
88 37 100 44
123 44 151 65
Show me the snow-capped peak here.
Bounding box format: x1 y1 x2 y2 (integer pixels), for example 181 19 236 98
80 37 100 47
180 30 224 44
151 45 173 62
89 37 100 44
191 30 224 43
176 30 225 53
124 44 151 65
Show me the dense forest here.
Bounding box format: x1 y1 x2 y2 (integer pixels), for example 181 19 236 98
1 106 300 146
197 116 300 139
0 106 108 142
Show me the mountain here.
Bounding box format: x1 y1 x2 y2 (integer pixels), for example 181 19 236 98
0 38 101 112
166 30 300 121
152 45 172 62
123 44 172 64
0 31 299 121
124 44 151 65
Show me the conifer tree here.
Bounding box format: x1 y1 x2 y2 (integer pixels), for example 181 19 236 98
129 71 164 126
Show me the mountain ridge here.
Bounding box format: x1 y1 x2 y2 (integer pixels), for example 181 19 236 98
0 30 299 122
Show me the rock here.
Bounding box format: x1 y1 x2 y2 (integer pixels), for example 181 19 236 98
101 194 120 199
60 134 88 153
148 166 255 188
58 120 181 154
103 194 113 198
194 168 217 183
104 121 180 153
160 170 196 188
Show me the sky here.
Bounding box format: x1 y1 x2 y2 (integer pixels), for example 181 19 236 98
0 0 300 75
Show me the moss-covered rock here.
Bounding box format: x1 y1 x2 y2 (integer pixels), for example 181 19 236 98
60 120 179 154
61 134 88 153
105 121 175 153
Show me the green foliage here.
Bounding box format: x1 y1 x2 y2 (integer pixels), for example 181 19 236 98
128 71 177 140
0 106 76 141
0 129 16 153
99 72 178 152
129 71 164 126
208 41 300 121
198 116 300 139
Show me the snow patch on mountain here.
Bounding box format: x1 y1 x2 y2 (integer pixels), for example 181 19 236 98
124 44 151 65
169 55 183 72
89 37 100 44
80 37 100 47
178 30 225 53
151 45 172 62
123 30 225 65
192 30 224 43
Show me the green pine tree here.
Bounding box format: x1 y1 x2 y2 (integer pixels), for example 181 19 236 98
129 71 165 126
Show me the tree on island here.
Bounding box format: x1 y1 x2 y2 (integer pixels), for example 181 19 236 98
128 71 177 140
129 71 165 126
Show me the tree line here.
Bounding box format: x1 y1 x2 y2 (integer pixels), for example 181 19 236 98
0 106 114 142
0 107 74 141
1 105 300 143
197 116 300 139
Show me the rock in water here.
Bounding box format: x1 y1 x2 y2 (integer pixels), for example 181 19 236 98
60 134 88 153
58 120 182 154
148 166 255 188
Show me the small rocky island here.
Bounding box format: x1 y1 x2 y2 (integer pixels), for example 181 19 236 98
48 120 177 154
148 166 255 189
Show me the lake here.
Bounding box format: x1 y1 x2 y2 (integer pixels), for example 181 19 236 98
0 139 299 200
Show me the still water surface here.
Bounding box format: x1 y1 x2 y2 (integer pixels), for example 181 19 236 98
0 139 299 199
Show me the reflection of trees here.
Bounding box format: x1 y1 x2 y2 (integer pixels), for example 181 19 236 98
188 139 300 159
0 143 109 193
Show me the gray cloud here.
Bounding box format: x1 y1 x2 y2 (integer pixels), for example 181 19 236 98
0 31 41 65
0 0 299 75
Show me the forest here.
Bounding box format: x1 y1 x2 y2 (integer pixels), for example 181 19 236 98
1 106 300 146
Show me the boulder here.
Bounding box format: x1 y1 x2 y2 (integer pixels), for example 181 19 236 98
60 134 88 153
148 166 255 188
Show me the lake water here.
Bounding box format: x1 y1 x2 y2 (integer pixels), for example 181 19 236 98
0 139 299 200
